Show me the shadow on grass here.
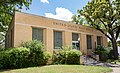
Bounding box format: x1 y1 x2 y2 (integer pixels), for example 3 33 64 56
0 65 50 72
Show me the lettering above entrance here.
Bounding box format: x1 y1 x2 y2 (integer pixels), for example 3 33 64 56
53 22 93 32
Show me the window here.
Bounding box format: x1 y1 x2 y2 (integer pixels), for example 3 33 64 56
97 36 102 46
32 28 43 42
87 35 92 49
54 31 62 49
72 33 79 41
72 33 80 50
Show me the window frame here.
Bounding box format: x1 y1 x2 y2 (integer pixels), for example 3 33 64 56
32 27 44 43
53 31 63 49
97 36 102 46
86 35 92 49
72 33 80 50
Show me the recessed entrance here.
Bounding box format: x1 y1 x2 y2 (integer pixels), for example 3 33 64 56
72 33 80 50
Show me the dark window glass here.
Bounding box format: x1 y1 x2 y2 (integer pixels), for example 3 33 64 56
97 36 102 46
32 28 43 42
54 31 62 49
72 33 79 41
87 35 92 49
72 33 80 50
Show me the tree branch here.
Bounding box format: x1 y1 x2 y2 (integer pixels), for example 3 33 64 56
116 26 120 40
99 18 107 29
108 15 117 28
112 25 119 31
96 28 112 41
111 19 117 25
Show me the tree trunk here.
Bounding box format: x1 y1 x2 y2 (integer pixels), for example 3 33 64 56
111 38 119 60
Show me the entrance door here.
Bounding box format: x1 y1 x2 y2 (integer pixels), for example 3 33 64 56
72 33 80 50
72 41 80 50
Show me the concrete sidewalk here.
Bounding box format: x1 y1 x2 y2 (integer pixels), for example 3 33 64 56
111 67 120 73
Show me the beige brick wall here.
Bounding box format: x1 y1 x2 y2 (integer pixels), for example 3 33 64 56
80 34 87 54
5 12 108 55
64 31 72 46
14 24 32 47
44 28 53 53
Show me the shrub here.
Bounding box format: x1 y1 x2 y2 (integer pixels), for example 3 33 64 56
20 40 44 52
53 46 82 64
9 47 30 68
94 46 112 61
42 52 52 65
66 50 82 64
0 45 5 51
20 40 49 66
0 40 51 69
0 47 30 69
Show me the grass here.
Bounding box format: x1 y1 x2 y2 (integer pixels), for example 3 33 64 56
0 65 112 73
111 60 120 64
111 61 120 64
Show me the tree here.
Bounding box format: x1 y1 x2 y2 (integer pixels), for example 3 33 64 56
0 0 32 47
72 15 83 24
72 0 120 59
72 15 89 26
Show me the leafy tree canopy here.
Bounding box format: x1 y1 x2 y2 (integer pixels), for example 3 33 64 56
0 0 32 32
73 0 120 59
0 0 32 47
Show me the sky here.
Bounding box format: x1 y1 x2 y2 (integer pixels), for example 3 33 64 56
22 0 89 21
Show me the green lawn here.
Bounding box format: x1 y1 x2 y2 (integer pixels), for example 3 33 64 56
0 65 112 73
110 58 120 64
111 61 120 64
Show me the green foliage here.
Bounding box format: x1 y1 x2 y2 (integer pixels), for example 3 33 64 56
0 0 32 48
21 40 44 53
73 0 120 59
72 15 89 26
0 47 30 69
94 46 112 61
43 52 52 65
53 46 82 64
20 40 50 66
65 50 82 64
0 40 51 69
108 41 112 47
0 0 32 32
0 45 4 51
117 41 120 46
0 32 5 49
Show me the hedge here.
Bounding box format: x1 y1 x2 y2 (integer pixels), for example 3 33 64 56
53 46 82 64
0 40 51 69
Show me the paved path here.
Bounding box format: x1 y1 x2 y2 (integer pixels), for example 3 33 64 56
111 67 120 73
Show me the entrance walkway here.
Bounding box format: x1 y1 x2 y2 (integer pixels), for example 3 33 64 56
82 55 120 73
111 67 120 73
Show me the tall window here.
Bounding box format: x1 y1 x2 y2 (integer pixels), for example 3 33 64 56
72 33 80 50
54 31 62 49
87 35 92 49
32 28 43 42
97 36 102 46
